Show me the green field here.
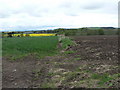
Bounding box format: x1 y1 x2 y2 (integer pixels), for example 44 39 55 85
0 38 2 57
2 36 59 60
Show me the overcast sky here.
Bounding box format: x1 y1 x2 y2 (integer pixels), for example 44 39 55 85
0 0 119 31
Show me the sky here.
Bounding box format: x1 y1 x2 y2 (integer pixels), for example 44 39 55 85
0 0 119 31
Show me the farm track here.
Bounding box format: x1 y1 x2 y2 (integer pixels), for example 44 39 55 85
2 35 119 89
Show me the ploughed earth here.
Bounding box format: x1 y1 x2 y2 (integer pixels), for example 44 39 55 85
2 35 119 89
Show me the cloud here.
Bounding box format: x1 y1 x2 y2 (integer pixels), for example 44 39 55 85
0 0 119 31
82 4 103 10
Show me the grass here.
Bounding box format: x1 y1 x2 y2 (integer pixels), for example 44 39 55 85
62 71 79 84
2 36 59 60
40 82 56 88
73 57 81 61
47 72 57 76
91 73 118 86
61 37 75 49
76 55 81 57
64 50 76 54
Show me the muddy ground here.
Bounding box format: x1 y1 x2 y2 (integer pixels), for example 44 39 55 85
2 35 119 89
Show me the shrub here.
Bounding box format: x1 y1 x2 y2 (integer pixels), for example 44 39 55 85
98 29 104 35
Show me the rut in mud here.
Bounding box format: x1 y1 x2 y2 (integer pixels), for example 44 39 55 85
2 35 119 89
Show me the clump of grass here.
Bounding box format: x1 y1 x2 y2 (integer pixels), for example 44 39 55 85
91 73 113 85
61 37 75 49
63 71 79 83
73 57 81 61
112 73 120 78
47 72 57 77
40 82 56 88
64 50 76 54
10 54 28 61
76 55 81 57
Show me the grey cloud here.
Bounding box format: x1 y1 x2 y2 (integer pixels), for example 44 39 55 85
60 2 72 8
29 8 50 17
1 25 57 31
0 9 11 18
0 13 10 18
58 2 80 16
83 5 103 10
0 3 45 18
0 8 22 18
81 1 106 11
58 1 104 16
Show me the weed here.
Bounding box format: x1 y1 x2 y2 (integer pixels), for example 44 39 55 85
85 70 92 73
73 57 81 61
47 72 56 77
91 74 102 79
32 70 42 77
112 73 120 78
91 73 113 86
40 82 56 88
76 55 81 57
108 83 113 87
75 68 81 72
63 71 79 83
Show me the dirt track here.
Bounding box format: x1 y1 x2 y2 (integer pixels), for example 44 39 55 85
2 35 119 89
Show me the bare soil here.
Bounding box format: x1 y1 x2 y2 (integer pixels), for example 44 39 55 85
2 35 119 89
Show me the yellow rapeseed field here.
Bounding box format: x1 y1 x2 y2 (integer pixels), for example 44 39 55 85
12 33 56 37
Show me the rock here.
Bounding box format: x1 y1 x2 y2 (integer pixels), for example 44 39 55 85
13 69 17 72
14 83 17 85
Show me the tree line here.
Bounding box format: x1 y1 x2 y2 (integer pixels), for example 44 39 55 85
2 27 119 37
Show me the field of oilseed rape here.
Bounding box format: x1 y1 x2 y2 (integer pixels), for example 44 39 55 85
2 36 59 60
12 33 56 37
1 33 56 37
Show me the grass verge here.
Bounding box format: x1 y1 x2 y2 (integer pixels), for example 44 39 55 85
60 37 75 49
